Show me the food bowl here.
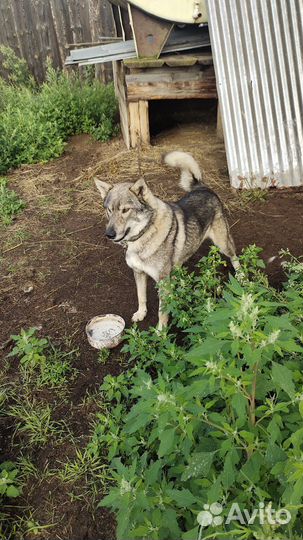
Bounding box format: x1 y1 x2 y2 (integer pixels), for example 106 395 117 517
85 314 125 349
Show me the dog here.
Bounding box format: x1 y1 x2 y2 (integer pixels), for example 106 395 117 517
95 151 239 328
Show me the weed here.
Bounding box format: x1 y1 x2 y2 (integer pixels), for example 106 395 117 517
9 327 77 388
238 188 268 205
8 398 65 447
0 462 21 498
97 348 110 365
0 179 25 225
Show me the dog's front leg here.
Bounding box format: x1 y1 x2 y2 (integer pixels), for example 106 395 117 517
158 296 169 330
157 278 169 330
132 271 147 322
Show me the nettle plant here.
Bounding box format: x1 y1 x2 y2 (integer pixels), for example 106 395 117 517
89 246 303 540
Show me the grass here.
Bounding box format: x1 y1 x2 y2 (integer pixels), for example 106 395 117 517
0 178 24 225
8 398 66 447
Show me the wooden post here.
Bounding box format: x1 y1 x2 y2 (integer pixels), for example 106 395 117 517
113 60 130 149
139 100 150 146
129 100 150 148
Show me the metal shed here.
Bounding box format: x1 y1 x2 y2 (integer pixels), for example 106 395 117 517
207 0 303 188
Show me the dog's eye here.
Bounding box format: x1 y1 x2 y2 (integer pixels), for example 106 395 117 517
122 208 130 214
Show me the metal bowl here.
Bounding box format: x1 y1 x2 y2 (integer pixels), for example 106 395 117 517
85 314 125 349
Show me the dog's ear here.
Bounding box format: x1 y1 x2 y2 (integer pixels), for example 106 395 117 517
130 178 150 203
94 178 112 200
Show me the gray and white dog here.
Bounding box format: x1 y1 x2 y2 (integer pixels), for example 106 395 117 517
95 151 239 328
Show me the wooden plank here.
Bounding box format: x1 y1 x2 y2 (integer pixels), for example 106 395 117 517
113 60 130 149
125 66 217 100
126 65 208 83
129 101 140 148
124 53 213 69
127 82 217 100
138 100 150 145
124 57 165 69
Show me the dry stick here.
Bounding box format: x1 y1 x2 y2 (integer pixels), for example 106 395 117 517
65 225 95 236
2 242 23 254
230 219 240 230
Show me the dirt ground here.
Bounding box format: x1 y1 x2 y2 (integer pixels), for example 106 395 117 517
0 116 302 539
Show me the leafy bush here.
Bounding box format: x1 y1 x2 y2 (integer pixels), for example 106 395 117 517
0 178 24 225
88 247 303 540
0 46 35 88
0 55 119 173
9 327 76 387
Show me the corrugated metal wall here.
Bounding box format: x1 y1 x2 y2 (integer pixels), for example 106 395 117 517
207 0 303 188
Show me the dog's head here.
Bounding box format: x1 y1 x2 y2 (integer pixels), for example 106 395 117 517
94 178 154 243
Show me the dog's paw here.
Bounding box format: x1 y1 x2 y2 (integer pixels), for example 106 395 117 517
132 309 147 323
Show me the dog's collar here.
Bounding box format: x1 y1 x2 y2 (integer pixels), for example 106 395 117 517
126 215 154 243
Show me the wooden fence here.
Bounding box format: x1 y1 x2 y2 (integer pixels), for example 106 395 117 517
0 0 116 82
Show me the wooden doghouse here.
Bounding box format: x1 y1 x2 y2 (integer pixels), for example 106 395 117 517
114 53 216 148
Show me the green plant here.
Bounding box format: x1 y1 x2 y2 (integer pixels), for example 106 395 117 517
0 46 35 88
0 178 24 225
9 327 77 387
0 462 21 499
97 348 110 365
0 55 119 173
88 246 303 540
8 398 65 447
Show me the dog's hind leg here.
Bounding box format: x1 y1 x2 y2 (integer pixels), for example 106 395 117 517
132 271 148 322
208 216 240 270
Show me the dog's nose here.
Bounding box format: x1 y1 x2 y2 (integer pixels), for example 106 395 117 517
105 228 116 240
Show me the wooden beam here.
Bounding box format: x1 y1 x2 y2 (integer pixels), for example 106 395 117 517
139 100 150 145
113 60 130 149
129 102 140 147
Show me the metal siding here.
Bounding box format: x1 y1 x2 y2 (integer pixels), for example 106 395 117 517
207 0 303 188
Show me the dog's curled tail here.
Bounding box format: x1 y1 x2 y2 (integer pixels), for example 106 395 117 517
163 151 203 192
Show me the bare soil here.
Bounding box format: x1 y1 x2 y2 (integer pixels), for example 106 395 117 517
0 118 302 539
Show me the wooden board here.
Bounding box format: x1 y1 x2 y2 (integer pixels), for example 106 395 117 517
129 100 150 147
126 66 217 100
113 60 130 148
124 52 213 69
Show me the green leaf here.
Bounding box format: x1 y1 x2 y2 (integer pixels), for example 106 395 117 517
231 393 247 426
6 485 20 498
166 488 197 508
186 338 226 362
221 449 239 489
265 443 287 467
272 362 296 399
181 452 215 481
158 428 175 458
241 452 263 483
183 526 199 540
